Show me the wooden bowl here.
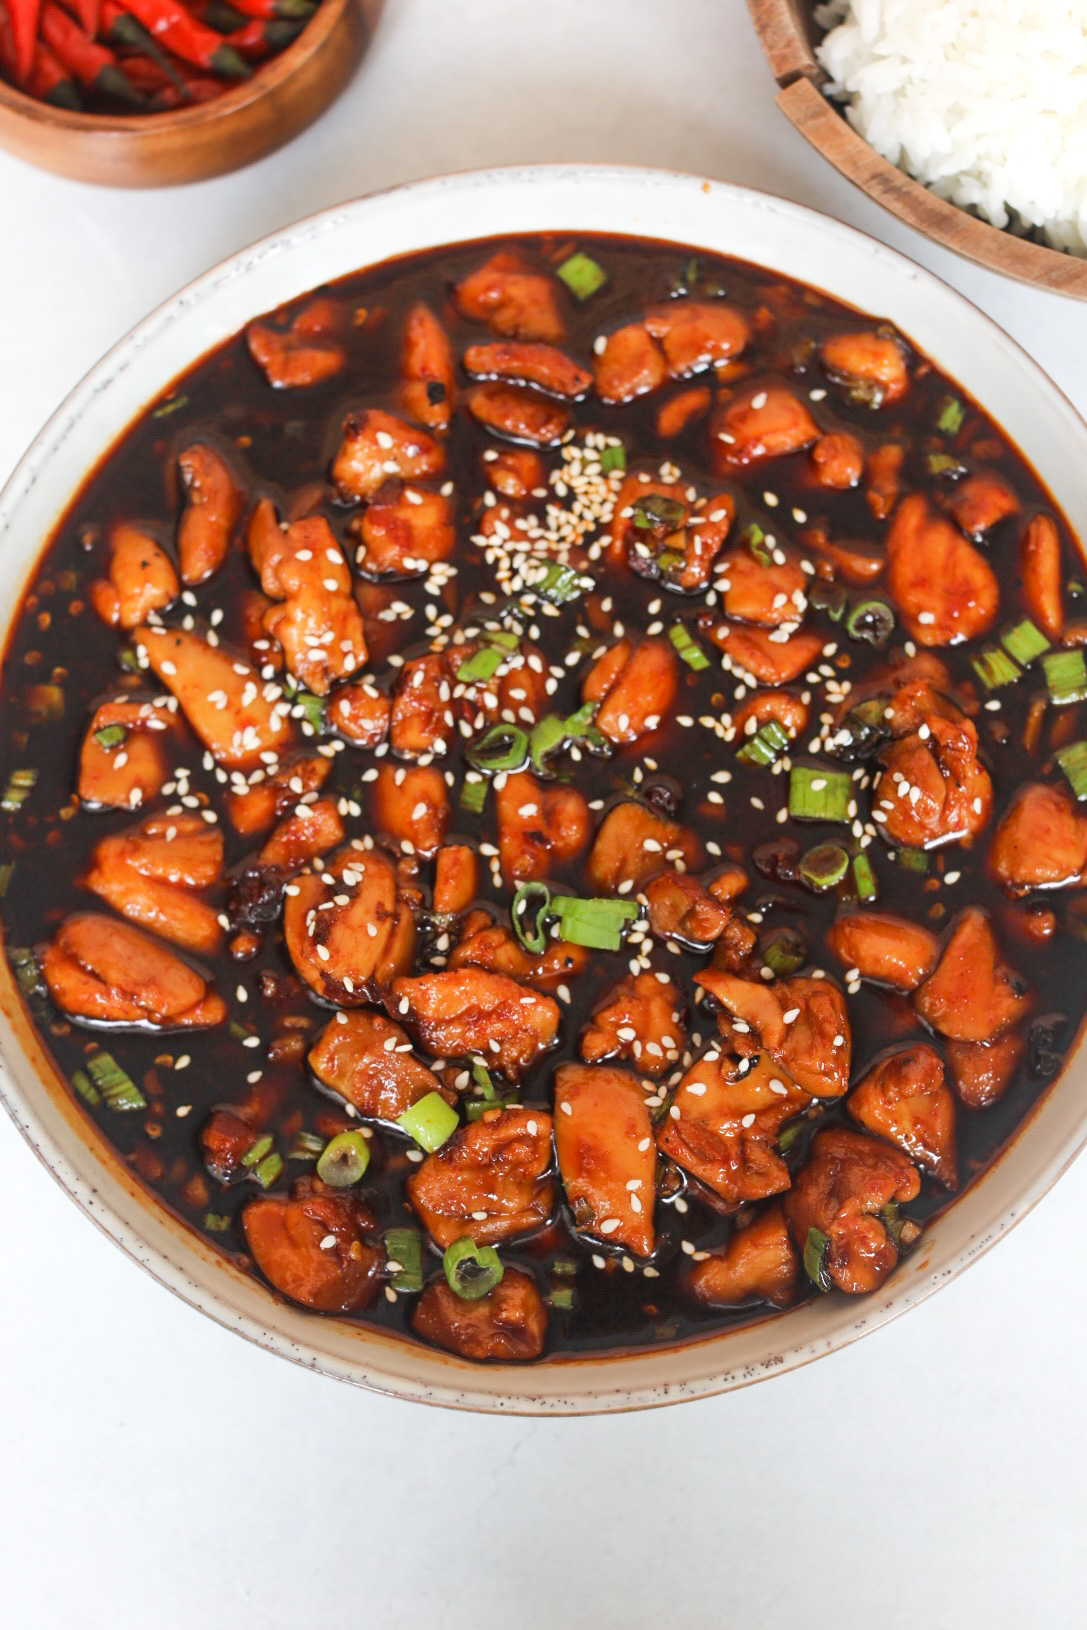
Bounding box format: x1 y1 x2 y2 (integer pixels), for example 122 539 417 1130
747 0 1087 299
0 0 382 187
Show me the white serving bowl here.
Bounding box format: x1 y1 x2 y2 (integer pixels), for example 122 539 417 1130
1 165 1085 1413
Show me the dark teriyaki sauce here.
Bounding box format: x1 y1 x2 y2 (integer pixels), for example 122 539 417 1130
2 232 1086 1360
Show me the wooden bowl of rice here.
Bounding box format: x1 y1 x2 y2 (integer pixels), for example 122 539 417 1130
748 0 1087 300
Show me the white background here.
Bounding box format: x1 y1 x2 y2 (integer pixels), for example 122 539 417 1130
1 2 1085 1624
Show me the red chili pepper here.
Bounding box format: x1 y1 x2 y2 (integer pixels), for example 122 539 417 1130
99 0 190 93
40 3 142 99
225 14 301 59
119 0 249 77
227 0 313 19
55 0 98 40
27 38 81 105
0 1 20 80
2 0 41 85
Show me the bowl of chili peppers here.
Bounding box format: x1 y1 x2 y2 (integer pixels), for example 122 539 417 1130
0 0 381 185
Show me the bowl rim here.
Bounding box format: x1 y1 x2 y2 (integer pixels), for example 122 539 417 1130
1 161 1086 1414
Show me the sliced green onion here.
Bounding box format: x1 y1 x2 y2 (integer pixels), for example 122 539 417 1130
1056 741 1087 800
203 1212 232 1233
483 629 520 651
845 598 895 646
292 691 325 732
465 723 529 775
456 645 504 684
93 723 127 750
460 776 487 815
1043 648 1087 705
0 861 13 898
600 444 626 473
511 881 551 954
896 846 929 874
788 765 852 823
1070 578 1086 600
762 927 807 977
316 1130 371 1187
465 1095 520 1121
88 1051 147 1112
852 851 878 902
529 714 568 771
971 645 1021 692
668 623 710 671
737 718 790 766
71 1069 101 1108
288 1129 326 1161
9 946 40 999
442 1237 504 1300
530 562 586 604
251 1151 284 1189
1000 617 1050 666
1 767 37 812
926 451 963 477
398 1090 459 1152
937 395 965 435
803 1225 832 1292
556 250 608 301
547 1284 575 1310
384 1227 424 1293
809 581 847 621
241 1133 274 1168
744 522 772 567
152 393 189 419
798 843 850 891
827 697 888 762
631 493 687 533
552 895 639 951
778 1120 806 1156
472 1061 496 1096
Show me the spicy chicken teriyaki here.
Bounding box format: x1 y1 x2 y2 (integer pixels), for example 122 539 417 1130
2 233 1086 1363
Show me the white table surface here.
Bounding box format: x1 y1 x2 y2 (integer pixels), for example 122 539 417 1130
1 2 1085 1623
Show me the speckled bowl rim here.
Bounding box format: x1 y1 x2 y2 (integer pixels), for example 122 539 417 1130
1 164 1085 1414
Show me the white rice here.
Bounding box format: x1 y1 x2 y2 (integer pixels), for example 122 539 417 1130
815 0 1087 256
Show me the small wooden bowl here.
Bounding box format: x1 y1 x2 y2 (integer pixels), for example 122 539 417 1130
747 0 1087 300
0 0 382 187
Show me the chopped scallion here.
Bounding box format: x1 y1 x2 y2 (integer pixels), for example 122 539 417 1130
762 927 807 977
152 393 189 418
896 846 929 874
803 1225 832 1292
460 777 487 815
384 1227 424 1293
1000 617 1050 666
737 718 789 766
465 723 530 775
631 493 687 533
511 880 551 954
88 1051 147 1112
251 1151 284 1189
529 714 568 772
844 598 895 646
808 581 847 621
316 1130 371 1187
556 250 608 301
457 646 505 684
93 724 127 750
530 562 586 604
788 765 851 823
0 861 13 898
551 895 639 951
744 522 772 567
1042 648 1087 705
971 645 1021 692
600 444 626 473
937 395 965 435
668 623 710 671
288 1130 326 1161
9 946 40 999
798 843 850 891
294 691 325 732
1 767 37 812
852 851 878 902
398 1091 459 1152
547 1284 575 1310
203 1212 232 1233
442 1236 504 1300
465 1094 520 1121
1056 741 1087 800
71 1069 101 1108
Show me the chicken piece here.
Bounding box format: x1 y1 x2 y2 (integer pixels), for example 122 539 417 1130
433 844 479 916
486 447 546 498
407 1107 554 1247
463 340 591 398
200 1109 258 1184
711 915 759 974
586 801 700 893
657 1050 804 1205
554 1064 656 1257
688 1203 800 1308
390 654 454 758
41 913 224 1029
242 1180 381 1312
246 297 346 389
826 911 939 992
657 385 711 439
848 1043 958 1186
308 1009 442 1121
450 918 588 993
78 698 175 810
401 302 455 431
914 907 1029 1043
257 797 344 872
372 763 450 856
225 754 330 836
703 619 826 686
389 969 559 1080
733 689 809 741
717 549 808 628
644 300 750 376
593 323 668 403
284 845 415 1004
804 530 884 585
886 494 999 646
328 679 391 748
449 636 551 730
820 329 909 406
784 1127 920 1294
136 624 293 770
580 972 684 1078
990 782 1087 893
865 441 904 521
875 651 963 738
85 813 223 955
89 524 178 629
695 969 852 1099
354 484 454 578
809 431 864 490
876 716 992 849
177 443 242 585
645 869 732 947
465 383 569 448
412 1268 547 1361
453 251 565 343
247 505 366 696
581 637 677 745
609 476 734 592
494 771 590 884
1021 512 1064 640
946 473 1019 537
332 409 445 502
711 383 819 473
708 864 749 904
946 1032 1024 1110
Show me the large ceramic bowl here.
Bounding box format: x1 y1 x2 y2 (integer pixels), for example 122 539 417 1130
1 166 1085 1413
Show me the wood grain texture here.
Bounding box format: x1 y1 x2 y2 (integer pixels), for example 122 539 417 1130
748 0 1087 300
0 0 383 188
